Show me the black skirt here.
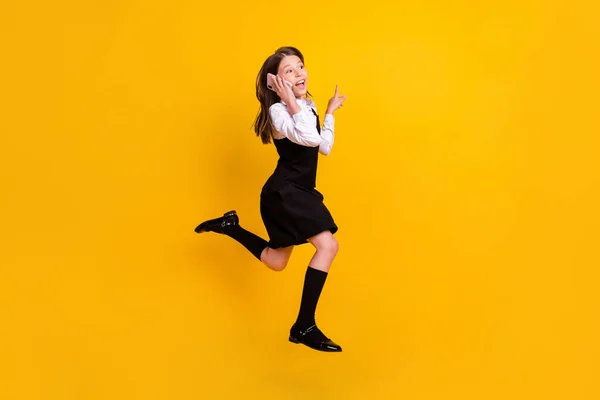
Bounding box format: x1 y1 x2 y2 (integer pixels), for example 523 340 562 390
260 182 338 249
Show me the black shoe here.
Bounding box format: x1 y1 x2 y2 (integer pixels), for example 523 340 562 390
289 324 342 352
194 210 239 234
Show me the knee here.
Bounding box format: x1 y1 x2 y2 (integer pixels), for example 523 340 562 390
269 258 288 272
261 247 291 272
317 237 339 257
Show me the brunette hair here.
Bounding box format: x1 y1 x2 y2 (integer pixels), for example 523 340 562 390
253 46 308 144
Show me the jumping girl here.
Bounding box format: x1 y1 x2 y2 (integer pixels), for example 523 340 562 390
195 46 347 353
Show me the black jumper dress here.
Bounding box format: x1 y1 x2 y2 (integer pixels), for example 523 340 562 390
260 109 338 249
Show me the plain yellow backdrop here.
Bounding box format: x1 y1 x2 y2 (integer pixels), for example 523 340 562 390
1 0 599 399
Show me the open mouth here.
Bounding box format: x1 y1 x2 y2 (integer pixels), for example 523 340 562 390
295 80 306 90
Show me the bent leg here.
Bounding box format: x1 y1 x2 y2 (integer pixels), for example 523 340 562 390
307 230 339 272
294 230 339 327
260 246 294 272
289 230 342 351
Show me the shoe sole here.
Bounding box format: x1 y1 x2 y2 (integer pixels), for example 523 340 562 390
288 336 342 352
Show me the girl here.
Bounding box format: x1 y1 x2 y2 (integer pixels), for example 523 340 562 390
194 46 346 353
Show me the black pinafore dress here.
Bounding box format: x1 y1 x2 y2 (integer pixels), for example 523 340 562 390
260 109 338 249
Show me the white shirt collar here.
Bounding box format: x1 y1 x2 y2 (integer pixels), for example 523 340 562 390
280 97 314 107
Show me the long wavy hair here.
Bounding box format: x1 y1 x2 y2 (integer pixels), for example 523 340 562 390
253 46 310 144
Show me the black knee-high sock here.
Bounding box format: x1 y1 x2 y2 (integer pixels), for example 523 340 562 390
222 225 269 261
295 266 328 329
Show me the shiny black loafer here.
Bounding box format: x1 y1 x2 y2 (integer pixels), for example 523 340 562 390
289 324 342 352
194 210 238 234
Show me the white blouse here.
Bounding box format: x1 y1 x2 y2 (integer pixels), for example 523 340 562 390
268 97 335 155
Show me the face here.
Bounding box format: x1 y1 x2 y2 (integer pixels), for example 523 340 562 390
277 55 308 98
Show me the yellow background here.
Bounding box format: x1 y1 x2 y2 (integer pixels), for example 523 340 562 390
1 0 599 399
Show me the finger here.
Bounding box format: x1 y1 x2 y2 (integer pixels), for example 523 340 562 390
278 76 287 91
277 81 286 95
279 75 287 87
335 84 338 97
278 75 289 91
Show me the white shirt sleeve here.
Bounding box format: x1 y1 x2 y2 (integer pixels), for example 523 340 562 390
319 113 335 155
269 99 335 155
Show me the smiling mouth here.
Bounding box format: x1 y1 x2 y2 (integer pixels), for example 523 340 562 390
295 80 306 89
